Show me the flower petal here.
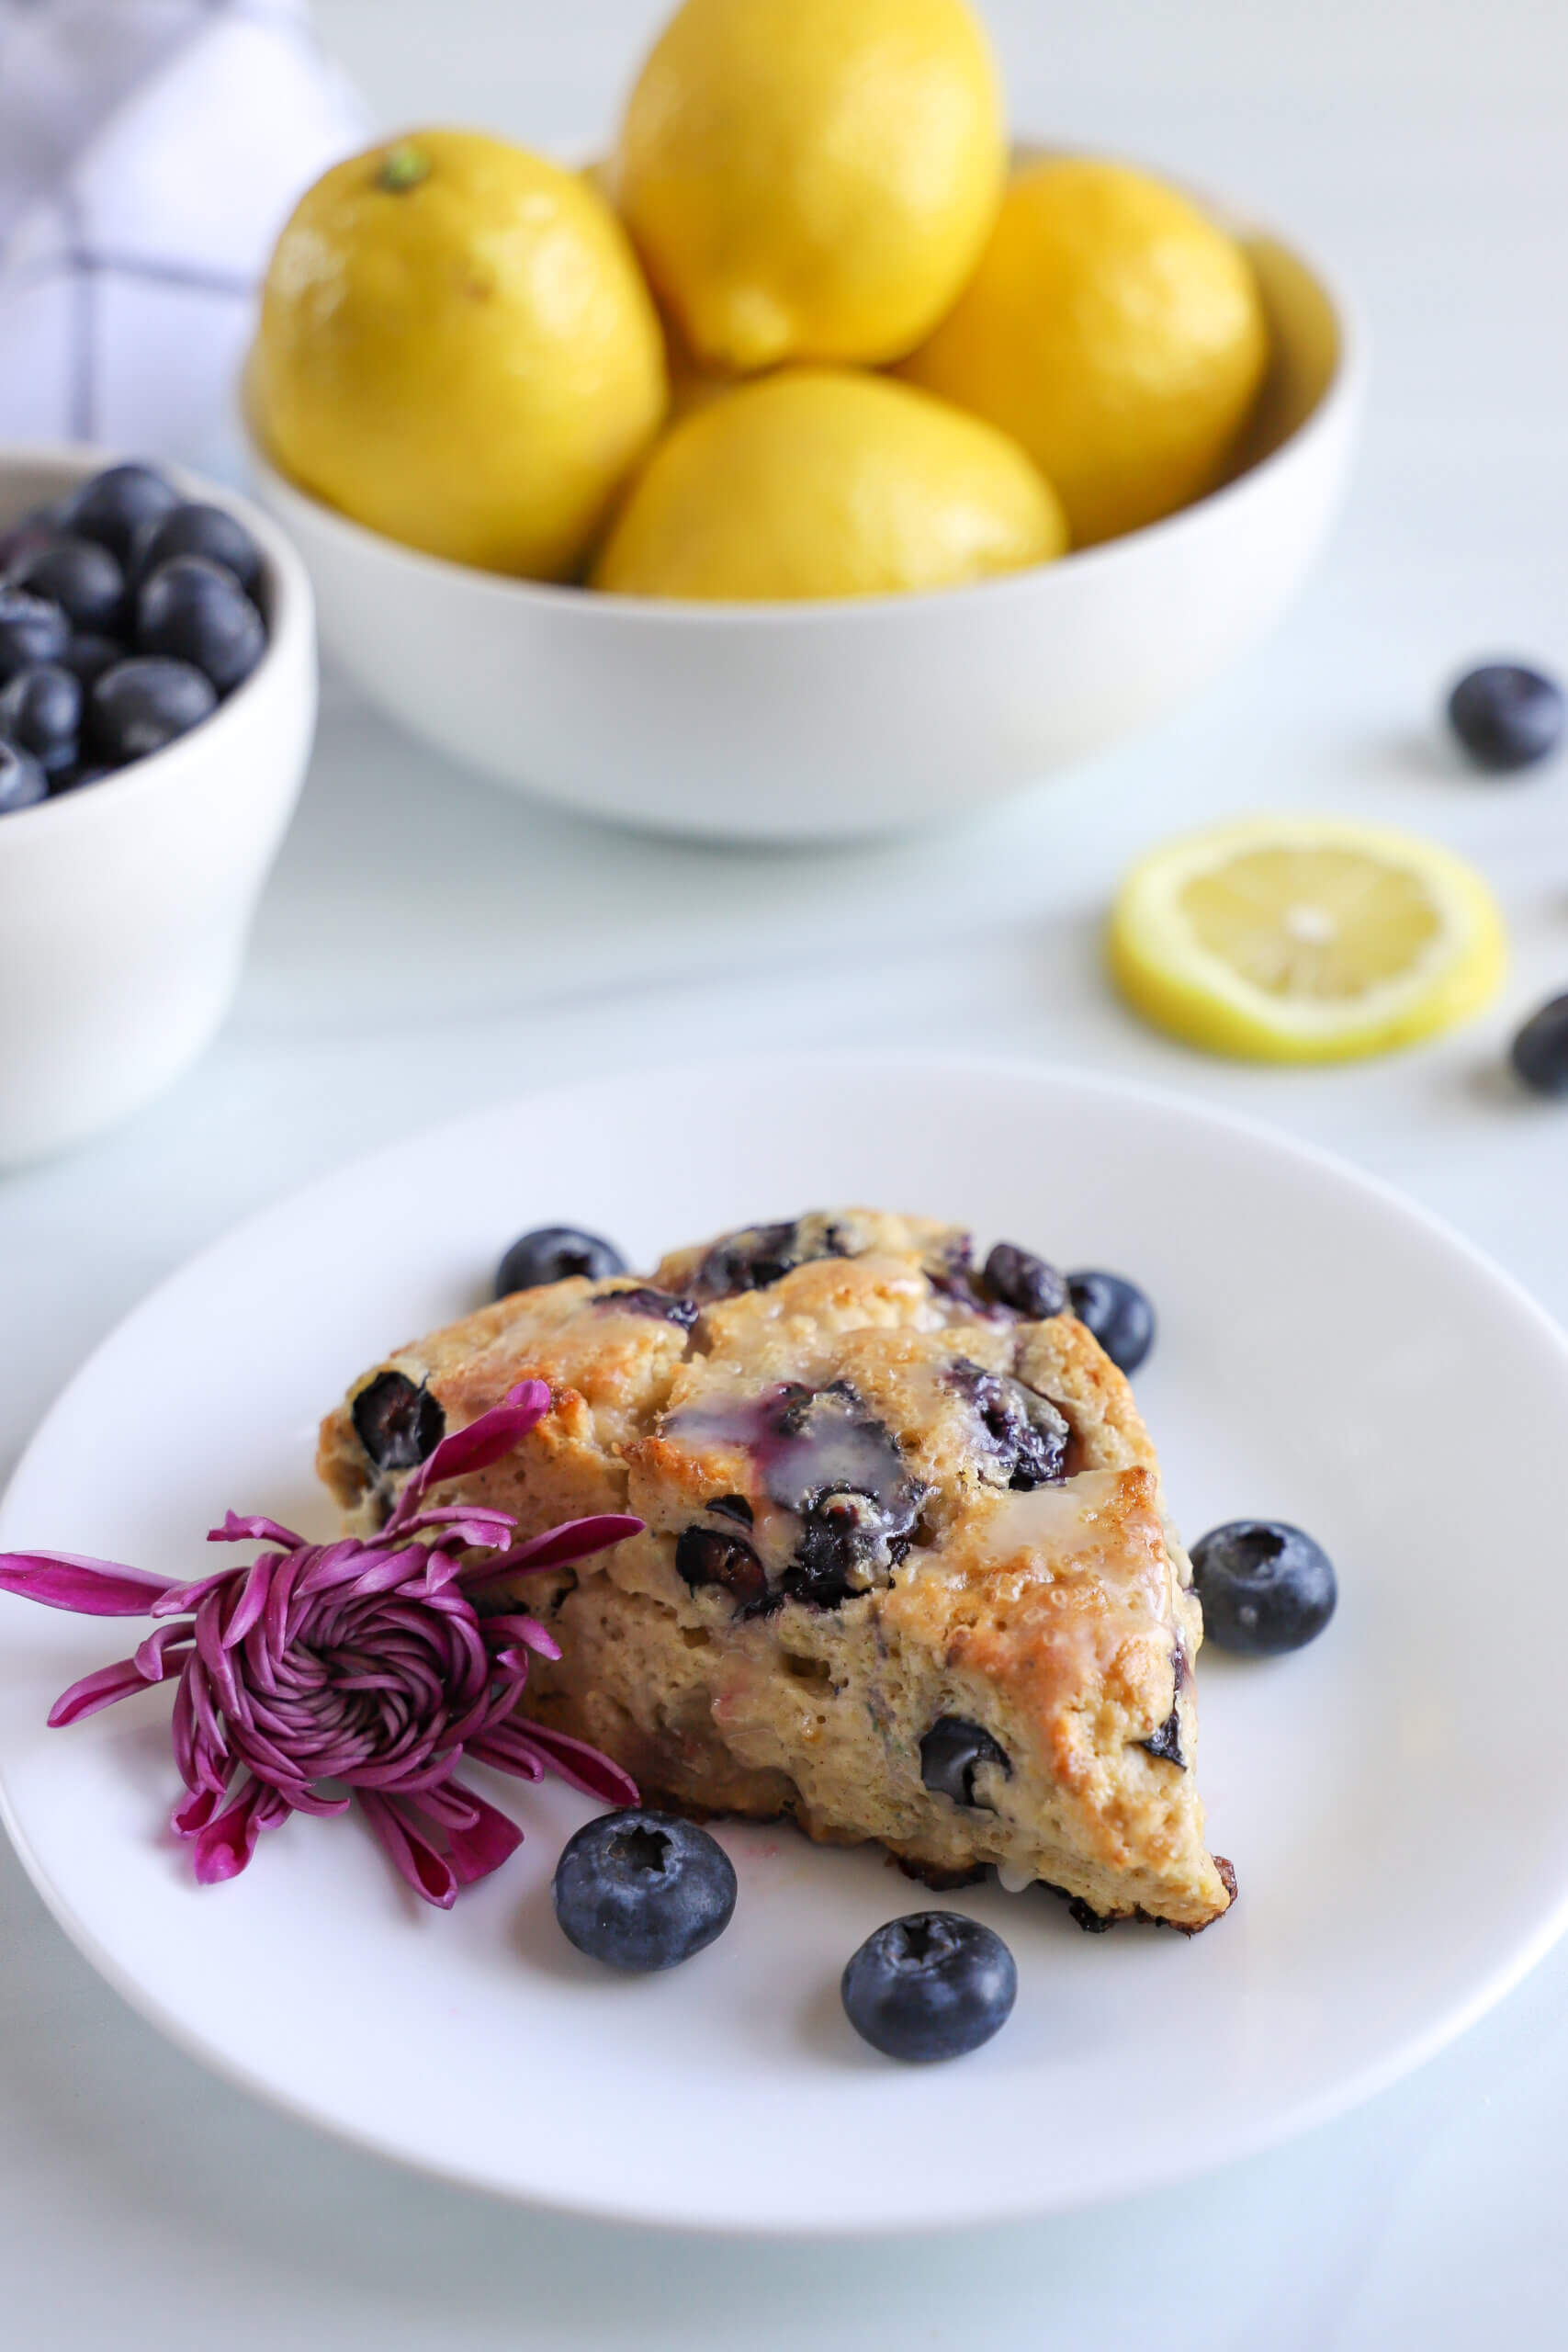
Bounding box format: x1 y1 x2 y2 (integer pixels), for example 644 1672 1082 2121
47 1656 150 1726
220 1556 275 1648
133 1623 195 1680
504 1719 640 1805
172 1785 220 1839
358 1791 457 1909
208 1511 306 1551
391 1381 551 1522
0 1551 174 1614
191 1781 270 1883
442 1784 524 1886
479 1612 562 1660
464 1514 643 1593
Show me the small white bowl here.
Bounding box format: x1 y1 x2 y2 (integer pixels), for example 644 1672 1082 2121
0 447 316 1167
250 201 1359 846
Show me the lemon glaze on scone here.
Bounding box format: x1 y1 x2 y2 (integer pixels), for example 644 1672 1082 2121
317 1210 1234 1931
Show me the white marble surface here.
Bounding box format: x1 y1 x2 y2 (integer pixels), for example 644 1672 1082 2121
4 0 1568 2340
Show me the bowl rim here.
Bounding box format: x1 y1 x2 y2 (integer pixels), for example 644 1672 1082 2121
0 443 315 848
244 175 1364 630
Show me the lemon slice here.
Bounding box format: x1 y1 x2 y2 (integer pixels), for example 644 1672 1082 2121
1109 815 1506 1062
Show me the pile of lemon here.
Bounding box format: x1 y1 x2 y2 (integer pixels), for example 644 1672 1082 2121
248 0 1271 601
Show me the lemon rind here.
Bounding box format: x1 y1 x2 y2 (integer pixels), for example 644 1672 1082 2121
1108 816 1506 1064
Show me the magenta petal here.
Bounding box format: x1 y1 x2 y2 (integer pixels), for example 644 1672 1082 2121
397 1381 551 1514
0 1551 174 1614
468 1514 643 1587
443 1785 524 1886
479 1612 562 1660
47 1656 149 1727
191 1782 267 1883
172 1785 220 1839
150 1566 234 1619
220 1556 274 1647
463 1522 643 1604
207 1510 306 1551
133 1622 195 1680
511 1719 640 1805
359 1791 457 1909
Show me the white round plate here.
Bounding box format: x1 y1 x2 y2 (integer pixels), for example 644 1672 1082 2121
4 1057 1568 2234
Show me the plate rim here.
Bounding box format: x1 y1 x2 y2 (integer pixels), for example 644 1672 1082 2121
5 1048 1568 2236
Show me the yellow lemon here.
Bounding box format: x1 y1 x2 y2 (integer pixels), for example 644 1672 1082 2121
1109 816 1506 1063
592 368 1066 602
249 131 668 578
614 0 1005 373
901 156 1269 547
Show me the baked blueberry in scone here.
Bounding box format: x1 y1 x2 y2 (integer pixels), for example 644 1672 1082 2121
317 1211 1234 1931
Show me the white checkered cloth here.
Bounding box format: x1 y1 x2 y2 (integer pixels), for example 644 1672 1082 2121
0 0 368 471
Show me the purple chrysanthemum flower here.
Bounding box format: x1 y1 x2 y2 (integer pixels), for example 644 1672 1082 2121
0 1381 640 1906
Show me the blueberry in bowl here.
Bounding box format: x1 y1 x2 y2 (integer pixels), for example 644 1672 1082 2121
0 741 47 816
0 663 81 775
87 658 218 766
136 554 266 695
552 1808 737 1971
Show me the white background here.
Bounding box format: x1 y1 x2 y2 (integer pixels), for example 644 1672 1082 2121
3 0 1568 2341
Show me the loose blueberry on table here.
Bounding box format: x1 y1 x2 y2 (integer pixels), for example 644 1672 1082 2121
494 1224 628 1296
1509 992 1568 1097
1066 1269 1156 1374
1446 662 1564 774
0 460 267 812
841 1911 1018 2062
552 1808 738 1972
1190 1520 1337 1655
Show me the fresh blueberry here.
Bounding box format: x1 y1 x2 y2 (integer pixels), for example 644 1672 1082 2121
919 1716 1012 1808
0 664 81 770
596 1284 700 1329
136 556 265 695
0 505 62 573
87 658 217 764
841 1911 1017 2063
695 1216 852 1297
947 1361 1069 1489
64 463 179 564
1447 663 1564 773
6 536 127 634
982 1242 1069 1319
1190 1521 1337 1655
131 502 264 595
495 1225 628 1296
1510 993 1568 1097
351 1371 445 1471
552 1808 737 1972
49 763 112 797
0 741 48 815
0 586 70 683
60 632 128 689
675 1523 769 1609
1067 1271 1156 1374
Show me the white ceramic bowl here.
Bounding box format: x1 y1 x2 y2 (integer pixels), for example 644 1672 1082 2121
250 202 1359 846
0 447 316 1167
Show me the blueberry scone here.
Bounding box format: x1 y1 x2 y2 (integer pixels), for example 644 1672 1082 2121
318 1211 1234 1930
